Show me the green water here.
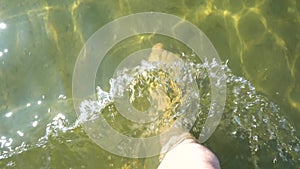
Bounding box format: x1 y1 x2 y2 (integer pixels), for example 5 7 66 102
0 0 300 168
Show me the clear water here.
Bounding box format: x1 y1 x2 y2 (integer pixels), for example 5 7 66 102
0 0 300 168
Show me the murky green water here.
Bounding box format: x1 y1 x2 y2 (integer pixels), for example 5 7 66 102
0 0 300 168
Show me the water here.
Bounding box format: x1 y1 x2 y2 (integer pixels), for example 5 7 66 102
0 0 300 168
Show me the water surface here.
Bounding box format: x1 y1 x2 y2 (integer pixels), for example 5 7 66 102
0 0 299 168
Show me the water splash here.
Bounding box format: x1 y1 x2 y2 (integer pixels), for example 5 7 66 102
0 57 299 168
78 58 201 135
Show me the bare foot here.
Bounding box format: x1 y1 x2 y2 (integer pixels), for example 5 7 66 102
148 43 181 65
158 134 221 169
150 43 221 169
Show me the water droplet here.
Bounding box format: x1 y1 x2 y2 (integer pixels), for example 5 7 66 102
58 94 67 100
0 22 7 29
32 121 38 127
5 112 13 118
253 135 258 141
17 130 24 137
272 157 277 163
37 100 42 105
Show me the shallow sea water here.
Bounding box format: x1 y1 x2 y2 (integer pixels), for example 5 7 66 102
0 0 300 169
